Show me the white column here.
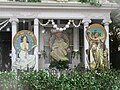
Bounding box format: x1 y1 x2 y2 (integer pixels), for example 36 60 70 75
9 18 19 70
39 26 45 69
103 19 112 67
73 27 79 51
72 27 80 68
82 19 91 69
34 18 39 71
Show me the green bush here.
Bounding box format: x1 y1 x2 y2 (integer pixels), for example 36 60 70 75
0 70 120 90
0 71 17 90
78 0 102 6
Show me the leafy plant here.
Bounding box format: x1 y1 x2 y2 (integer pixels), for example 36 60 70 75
71 50 81 59
49 60 69 70
0 71 18 90
0 70 120 90
78 0 102 6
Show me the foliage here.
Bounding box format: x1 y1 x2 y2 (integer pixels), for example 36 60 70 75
109 12 120 53
19 70 51 90
0 70 120 90
74 63 85 72
108 0 116 3
19 70 120 90
71 50 81 59
78 0 102 6
49 60 69 70
0 71 17 90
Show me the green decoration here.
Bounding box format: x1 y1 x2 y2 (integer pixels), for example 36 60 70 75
49 60 69 70
78 0 102 6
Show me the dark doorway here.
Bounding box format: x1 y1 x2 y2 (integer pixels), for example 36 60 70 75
0 31 11 71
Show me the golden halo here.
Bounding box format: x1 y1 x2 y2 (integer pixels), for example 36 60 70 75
13 30 37 51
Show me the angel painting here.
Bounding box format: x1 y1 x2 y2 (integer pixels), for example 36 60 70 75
86 24 108 69
13 30 37 70
49 31 69 61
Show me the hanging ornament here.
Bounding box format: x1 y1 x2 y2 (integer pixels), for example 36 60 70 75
38 20 51 26
42 29 45 33
65 24 69 28
72 20 81 27
53 24 57 28
63 27 66 31
59 28 63 31
56 27 59 31
39 19 81 32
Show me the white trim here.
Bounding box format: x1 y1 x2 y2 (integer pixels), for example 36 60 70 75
0 2 118 9
82 19 91 69
10 18 19 71
72 27 80 68
39 25 46 69
103 19 112 68
34 18 39 71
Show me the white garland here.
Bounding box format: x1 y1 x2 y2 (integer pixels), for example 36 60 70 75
0 19 8 26
0 21 9 31
38 20 51 26
0 19 9 31
51 19 71 31
39 19 81 32
72 20 81 28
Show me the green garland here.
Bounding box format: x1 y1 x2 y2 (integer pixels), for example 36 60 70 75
78 0 102 6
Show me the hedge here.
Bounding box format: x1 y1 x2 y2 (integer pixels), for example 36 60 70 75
0 70 120 90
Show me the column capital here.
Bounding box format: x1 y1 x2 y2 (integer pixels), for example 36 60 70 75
82 18 91 24
9 18 19 23
102 19 112 25
34 18 39 25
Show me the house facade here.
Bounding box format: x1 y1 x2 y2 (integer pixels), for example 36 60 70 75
0 0 118 71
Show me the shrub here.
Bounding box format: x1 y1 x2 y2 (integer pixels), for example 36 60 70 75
0 70 120 90
0 71 17 90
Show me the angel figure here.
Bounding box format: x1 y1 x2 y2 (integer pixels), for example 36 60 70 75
86 30 106 69
13 35 37 70
49 31 69 61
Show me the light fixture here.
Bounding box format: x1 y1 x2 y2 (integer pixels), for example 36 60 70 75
6 27 10 31
42 29 45 33
23 20 25 24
